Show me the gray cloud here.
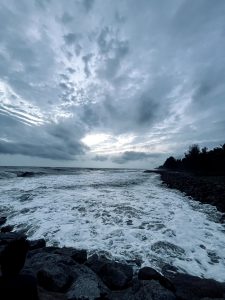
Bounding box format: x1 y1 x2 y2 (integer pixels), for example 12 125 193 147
83 0 95 12
93 155 108 162
82 53 93 78
112 151 162 164
0 0 225 167
0 114 87 160
64 33 78 45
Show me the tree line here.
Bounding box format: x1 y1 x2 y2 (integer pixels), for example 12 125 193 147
161 144 225 175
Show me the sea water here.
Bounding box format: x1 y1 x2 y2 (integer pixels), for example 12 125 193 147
0 167 225 281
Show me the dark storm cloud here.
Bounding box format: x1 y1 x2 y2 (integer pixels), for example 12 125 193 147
83 0 95 12
82 53 93 78
0 0 225 166
112 151 162 164
93 155 108 162
0 114 88 160
63 33 78 45
61 12 73 24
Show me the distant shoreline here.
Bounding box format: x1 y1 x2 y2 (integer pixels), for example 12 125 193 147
145 169 225 214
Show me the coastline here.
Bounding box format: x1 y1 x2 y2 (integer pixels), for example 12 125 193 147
1 229 225 300
145 169 225 215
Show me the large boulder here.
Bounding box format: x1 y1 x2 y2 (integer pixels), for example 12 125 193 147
66 264 109 300
54 247 87 264
29 239 46 250
110 279 176 300
164 271 225 300
25 251 75 292
86 254 133 290
138 267 175 292
1 225 14 233
0 216 7 226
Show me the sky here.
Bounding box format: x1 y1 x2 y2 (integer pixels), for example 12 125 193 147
0 0 225 169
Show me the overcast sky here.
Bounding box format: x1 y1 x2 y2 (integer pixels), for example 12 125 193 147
0 0 225 168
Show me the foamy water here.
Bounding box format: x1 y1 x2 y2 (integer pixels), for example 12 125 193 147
0 167 225 281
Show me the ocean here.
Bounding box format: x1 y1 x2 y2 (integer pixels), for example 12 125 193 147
0 166 225 281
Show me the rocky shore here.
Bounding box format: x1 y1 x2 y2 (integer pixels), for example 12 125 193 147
1 219 225 300
145 170 225 214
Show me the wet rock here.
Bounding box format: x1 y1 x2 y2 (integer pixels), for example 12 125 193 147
126 220 133 225
159 171 225 213
29 239 46 250
0 232 26 246
1 225 14 233
86 254 133 290
165 272 225 300
67 265 109 300
138 267 162 280
138 267 176 292
110 279 176 300
37 266 73 293
17 171 35 177
0 216 7 226
25 252 75 292
151 241 185 258
54 247 87 264
38 287 67 300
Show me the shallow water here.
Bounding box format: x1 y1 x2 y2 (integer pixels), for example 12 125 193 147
0 167 225 281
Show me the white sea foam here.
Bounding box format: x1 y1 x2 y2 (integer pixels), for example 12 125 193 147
0 168 225 281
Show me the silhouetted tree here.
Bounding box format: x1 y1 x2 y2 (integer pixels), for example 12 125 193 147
162 143 225 175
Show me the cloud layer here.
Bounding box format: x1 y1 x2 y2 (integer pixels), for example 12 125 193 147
0 0 225 167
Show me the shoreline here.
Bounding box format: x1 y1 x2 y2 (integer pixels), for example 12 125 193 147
145 169 225 214
1 229 225 300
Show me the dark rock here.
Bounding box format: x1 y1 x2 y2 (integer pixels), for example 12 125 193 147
126 258 143 267
99 263 130 290
54 247 87 264
159 171 225 213
138 267 162 280
25 252 75 292
0 216 7 226
110 279 176 300
151 241 185 258
38 286 67 300
37 267 73 293
138 267 176 293
17 171 35 177
86 254 133 290
66 264 109 300
1 225 14 233
165 272 225 300
28 239 46 250
0 232 26 246
126 220 133 225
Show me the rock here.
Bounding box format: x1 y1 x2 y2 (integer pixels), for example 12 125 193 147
110 279 176 300
99 263 130 290
151 241 185 258
0 232 27 246
86 254 133 290
38 287 67 300
29 239 46 250
126 220 133 225
1 225 14 233
0 216 7 226
138 267 162 280
66 265 109 300
54 247 87 264
25 252 75 292
17 171 35 177
165 272 225 300
138 267 176 292
37 267 73 293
